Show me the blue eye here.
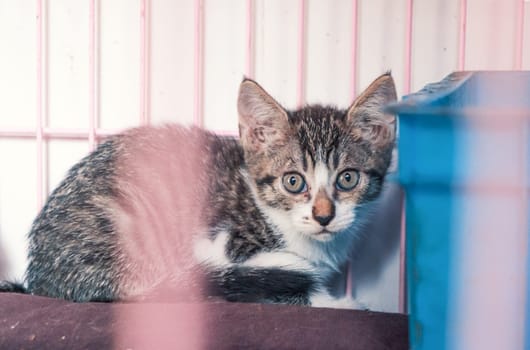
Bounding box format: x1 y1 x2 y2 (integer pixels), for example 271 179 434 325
282 173 306 194
336 169 359 191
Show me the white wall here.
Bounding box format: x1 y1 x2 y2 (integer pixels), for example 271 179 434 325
0 0 527 312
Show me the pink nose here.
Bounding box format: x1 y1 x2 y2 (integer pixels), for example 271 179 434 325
312 190 335 226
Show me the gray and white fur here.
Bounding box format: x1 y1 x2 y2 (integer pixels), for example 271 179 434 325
1 73 397 308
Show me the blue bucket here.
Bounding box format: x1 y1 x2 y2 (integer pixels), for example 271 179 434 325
390 71 530 350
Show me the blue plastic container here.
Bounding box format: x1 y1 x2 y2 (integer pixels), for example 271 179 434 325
390 72 530 350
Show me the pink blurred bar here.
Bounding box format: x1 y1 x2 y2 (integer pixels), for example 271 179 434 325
297 0 307 107
36 0 45 208
399 193 407 314
246 0 255 78
514 0 525 70
88 0 97 150
458 0 467 71
404 0 413 94
194 0 204 127
351 0 358 100
140 0 150 125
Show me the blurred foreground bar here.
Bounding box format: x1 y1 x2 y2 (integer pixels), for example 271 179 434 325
391 72 530 350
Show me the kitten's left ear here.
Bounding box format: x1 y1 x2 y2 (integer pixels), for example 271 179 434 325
347 73 397 148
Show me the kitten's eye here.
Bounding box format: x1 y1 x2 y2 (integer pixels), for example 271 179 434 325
282 173 307 194
336 169 359 191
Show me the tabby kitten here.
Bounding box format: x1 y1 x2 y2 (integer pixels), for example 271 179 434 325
1 73 396 308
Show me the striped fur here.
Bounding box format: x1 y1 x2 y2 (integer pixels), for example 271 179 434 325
2 74 396 308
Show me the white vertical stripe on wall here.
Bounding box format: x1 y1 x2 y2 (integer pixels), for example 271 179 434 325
357 0 407 99
150 0 195 126
203 0 246 131
465 0 519 70
254 0 300 109
48 0 89 129
0 140 35 280
306 0 354 107
99 0 141 130
412 0 460 93
0 1 38 279
0 1 38 128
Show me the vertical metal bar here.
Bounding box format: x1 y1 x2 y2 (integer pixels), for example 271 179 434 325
36 0 45 208
345 0 360 299
400 0 413 312
351 0 358 100
404 0 413 94
140 0 150 125
458 0 467 71
194 0 204 127
515 0 525 70
345 261 354 299
88 0 97 150
297 0 307 107
399 192 407 314
246 0 255 79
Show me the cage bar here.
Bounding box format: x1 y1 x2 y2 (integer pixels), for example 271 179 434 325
297 0 307 107
458 0 467 70
398 0 414 309
36 0 45 208
194 0 204 127
140 0 150 125
515 0 525 70
351 0 358 100
88 0 97 150
399 195 407 314
404 0 413 94
246 0 255 79
344 0 360 299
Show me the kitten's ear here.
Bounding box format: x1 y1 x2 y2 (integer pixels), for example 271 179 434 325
347 73 397 148
238 79 290 152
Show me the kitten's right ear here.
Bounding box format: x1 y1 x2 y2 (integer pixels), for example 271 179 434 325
347 73 397 149
237 79 290 153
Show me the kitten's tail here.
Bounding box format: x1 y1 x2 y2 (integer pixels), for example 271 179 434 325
0 280 27 293
205 265 319 305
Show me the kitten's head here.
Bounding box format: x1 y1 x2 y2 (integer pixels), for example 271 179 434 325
237 74 396 242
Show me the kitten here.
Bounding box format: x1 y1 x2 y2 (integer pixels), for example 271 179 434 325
0 73 396 308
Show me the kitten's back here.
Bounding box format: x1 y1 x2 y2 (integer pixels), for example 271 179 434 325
26 125 213 301
27 138 123 301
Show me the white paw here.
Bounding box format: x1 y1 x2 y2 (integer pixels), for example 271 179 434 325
309 292 369 310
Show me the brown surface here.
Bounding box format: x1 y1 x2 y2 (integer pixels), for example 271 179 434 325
0 292 408 349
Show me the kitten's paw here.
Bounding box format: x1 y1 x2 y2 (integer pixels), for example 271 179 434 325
309 292 369 310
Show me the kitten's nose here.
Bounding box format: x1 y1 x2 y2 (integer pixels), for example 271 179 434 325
313 214 333 226
312 190 335 226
